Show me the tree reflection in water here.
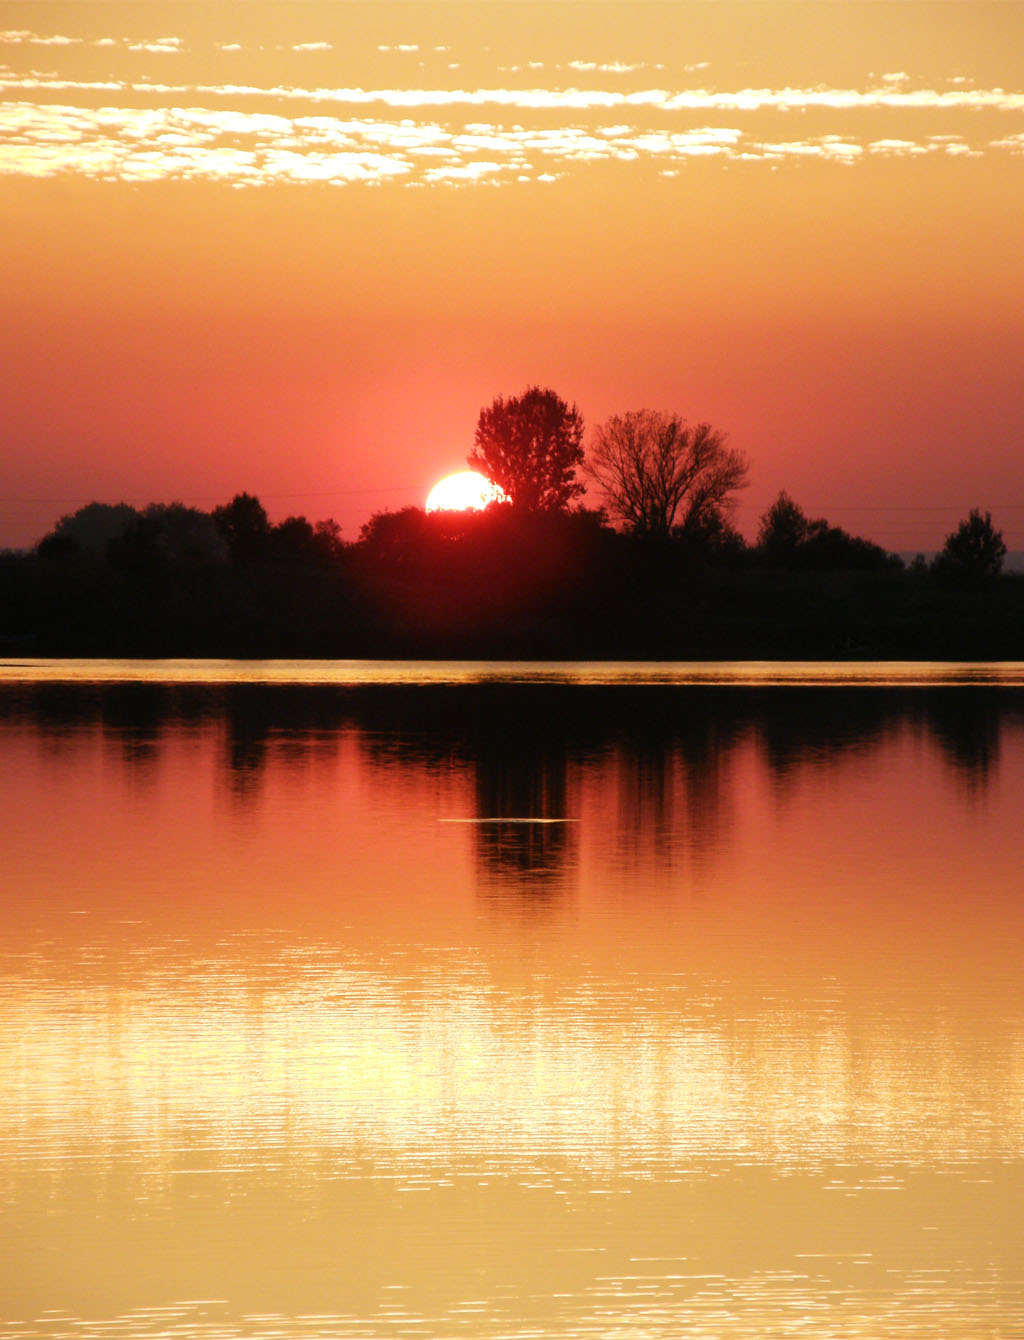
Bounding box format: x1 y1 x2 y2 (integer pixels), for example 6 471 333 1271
1 677 1019 884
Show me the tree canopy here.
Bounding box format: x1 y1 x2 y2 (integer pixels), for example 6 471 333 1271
40 501 139 556
468 386 585 511
933 508 1006 581
757 491 899 571
212 492 272 561
757 491 815 559
587 409 748 537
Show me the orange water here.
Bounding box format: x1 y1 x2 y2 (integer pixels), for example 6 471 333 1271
2 668 1023 1336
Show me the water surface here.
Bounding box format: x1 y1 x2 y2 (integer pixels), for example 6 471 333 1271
1 664 1023 1337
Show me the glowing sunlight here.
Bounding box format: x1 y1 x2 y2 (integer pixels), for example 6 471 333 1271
426 470 507 512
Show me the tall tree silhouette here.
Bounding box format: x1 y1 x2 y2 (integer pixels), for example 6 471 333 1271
587 409 747 536
469 386 585 510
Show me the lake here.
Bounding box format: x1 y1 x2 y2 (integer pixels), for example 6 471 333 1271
2 661 1023 1337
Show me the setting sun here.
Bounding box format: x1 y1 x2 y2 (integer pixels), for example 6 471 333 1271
425 470 507 512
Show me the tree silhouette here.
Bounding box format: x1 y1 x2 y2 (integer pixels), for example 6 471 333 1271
933 508 1006 581
39 501 140 556
758 492 897 570
587 409 747 536
212 492 271 561
108 503 226 571
468 386 585 511
758 491 815 560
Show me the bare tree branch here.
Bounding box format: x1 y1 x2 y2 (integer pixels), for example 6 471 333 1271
586 410 748 536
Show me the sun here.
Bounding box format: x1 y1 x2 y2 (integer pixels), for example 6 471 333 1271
426 470 507 512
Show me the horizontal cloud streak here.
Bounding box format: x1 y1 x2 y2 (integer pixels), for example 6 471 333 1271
0 98 1007 187
1 33 1021 189
4 71 1024 114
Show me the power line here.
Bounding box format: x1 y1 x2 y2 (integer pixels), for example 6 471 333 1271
734 502 1024 513
1 491 1023 511
0 486 419 505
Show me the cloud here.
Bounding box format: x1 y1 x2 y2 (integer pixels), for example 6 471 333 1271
990 131 1024 153
7 50 1024 115
210 82 1024 116
0 31 189 54
0 30 82 46
6 97 1011 189
2 65 1022 188
126 38 181 55
423 160 503 184
868 138 929 157
44 79 1008 116
752 136 864 163
568 61 646 74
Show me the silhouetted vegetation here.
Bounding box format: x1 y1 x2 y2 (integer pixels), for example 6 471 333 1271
931 508 1006 583
587 409 748 537
757 492 899 572
469 385 585 511
1 390 1021 658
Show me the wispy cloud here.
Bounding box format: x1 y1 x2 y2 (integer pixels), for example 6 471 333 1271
0 30 83 46
2 97 1019 189
0 30 182 53
990 131 1024 153
5 72 1024 115
194 82 1024 116
1 59 1022 188
126 38 181 55
567 60 647 74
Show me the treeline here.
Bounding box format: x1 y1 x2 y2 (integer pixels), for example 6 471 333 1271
0 384 1019 658
0 489 1020 659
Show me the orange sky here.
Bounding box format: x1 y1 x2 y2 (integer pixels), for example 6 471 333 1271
2 1 1023 550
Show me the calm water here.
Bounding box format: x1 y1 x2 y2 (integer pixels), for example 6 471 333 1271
2 662 1023 1337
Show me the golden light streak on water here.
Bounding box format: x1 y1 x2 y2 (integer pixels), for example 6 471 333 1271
3 658 1024 685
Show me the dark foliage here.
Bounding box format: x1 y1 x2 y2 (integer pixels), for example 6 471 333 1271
757 492 899 572
38 501 139 556
212 492 272 562
932 509 1006 582
468 386 585 511
355 503 612 652
5 488 1022 659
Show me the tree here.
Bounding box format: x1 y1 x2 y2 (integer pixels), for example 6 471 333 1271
108 503 226 571
212 492 271 561
468 386 585 511
757 492 898 570
933 508 1006 581
757 491 815 560
587 409 748 537
312 518 345 564
39 502 140 556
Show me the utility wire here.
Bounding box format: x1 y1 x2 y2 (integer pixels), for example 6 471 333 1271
2 492 1024 511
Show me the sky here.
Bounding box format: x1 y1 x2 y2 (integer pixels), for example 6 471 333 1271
2 1 1023 551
